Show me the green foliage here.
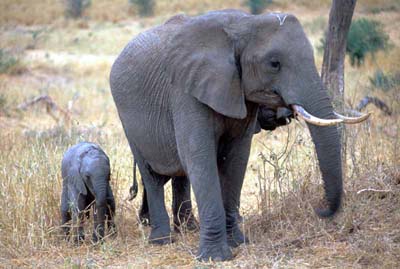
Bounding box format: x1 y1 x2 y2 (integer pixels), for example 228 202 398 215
0 94 7 111
0 49 19 74
246 0 272 15
369 69 400 92
346 18 389 66
64 0 91 18
129 0 155 17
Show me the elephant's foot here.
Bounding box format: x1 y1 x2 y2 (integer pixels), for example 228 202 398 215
227 225 248 248
107 222 117 238
73 231 85 245
174 213 199 233
197 241 233 262
92 226 105 243
149 227 174 245
139 209 150 226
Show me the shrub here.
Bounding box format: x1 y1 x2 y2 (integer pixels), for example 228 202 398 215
129 0 155 17
369 69 400 92
64 0 91 18
0 49 20 74
346 18 389 66
246 0 273 15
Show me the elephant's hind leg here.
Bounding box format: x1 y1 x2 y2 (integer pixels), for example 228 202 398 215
172 176 198 232
134 150 172 245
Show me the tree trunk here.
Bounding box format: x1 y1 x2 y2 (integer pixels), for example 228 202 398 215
321 0 357 110
321 0 357 181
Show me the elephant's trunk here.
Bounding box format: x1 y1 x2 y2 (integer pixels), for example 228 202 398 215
302 88 343 218
93 176 108 240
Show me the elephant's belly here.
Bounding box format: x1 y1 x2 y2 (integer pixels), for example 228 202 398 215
121 110 184 177
147 159 185 177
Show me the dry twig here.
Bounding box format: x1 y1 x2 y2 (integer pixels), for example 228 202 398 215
17 94 72 125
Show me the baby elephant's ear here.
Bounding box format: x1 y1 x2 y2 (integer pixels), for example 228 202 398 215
167 19 247 119
68 163 87 196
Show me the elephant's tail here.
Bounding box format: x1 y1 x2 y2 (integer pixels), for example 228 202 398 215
128 159 138 201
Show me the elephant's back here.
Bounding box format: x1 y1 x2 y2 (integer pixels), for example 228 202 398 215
110 18 186 102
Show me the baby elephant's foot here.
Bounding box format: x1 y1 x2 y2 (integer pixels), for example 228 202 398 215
227 226 248 248
197 241 233 262
107 222 117 238
92 226 105 243
149 227 174 245
73 233 85 245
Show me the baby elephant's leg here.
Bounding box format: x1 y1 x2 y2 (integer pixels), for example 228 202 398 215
70 192 87 243
105 184 117 236
61 187 71 237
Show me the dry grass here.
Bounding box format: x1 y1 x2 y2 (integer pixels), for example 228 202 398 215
1 1 400 268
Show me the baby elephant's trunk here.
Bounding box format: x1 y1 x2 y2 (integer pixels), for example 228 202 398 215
92 178 108 242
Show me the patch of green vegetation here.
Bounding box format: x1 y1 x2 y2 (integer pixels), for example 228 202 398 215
246 0 273 15
318 18 390 66
0 49 19 74
369 69 400 92
129 0 155 17
65 0 91 18
346 18 389 66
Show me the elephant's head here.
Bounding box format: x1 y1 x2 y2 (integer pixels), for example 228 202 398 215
81 152 110 203
169 11 369 217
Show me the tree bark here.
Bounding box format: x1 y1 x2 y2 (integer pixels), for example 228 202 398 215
321 0 357 110
321 0 357 182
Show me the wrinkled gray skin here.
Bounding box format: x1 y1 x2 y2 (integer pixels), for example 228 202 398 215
138 175 198 232
110 10 342 261
137 105 292 229
61 142 116 243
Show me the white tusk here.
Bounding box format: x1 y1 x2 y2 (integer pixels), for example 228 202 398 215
333 111 371 124
292 105 343 126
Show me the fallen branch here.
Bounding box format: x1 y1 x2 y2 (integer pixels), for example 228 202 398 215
356 188 392 195
17 94 71 125
356 96 392 116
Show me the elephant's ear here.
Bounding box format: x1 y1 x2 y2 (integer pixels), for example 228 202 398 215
168 18 246 119
68 162 87 196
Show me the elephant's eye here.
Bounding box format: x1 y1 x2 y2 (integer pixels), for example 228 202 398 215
269 60 281 72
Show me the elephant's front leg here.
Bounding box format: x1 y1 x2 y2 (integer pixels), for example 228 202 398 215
105 184 117 236
61 186 72 238
218 135 253 248
70 192 87 243
174 110 232 261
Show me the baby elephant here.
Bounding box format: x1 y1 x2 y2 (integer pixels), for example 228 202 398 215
61 142 116 243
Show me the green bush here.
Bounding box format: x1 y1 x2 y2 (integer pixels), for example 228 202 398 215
246 0 273 15
369 69 400 92
129 0 155 17
346 18 389 66
64 0 91 18
0 49 19 74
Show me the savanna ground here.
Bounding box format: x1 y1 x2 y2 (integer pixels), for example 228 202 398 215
0 0 399 268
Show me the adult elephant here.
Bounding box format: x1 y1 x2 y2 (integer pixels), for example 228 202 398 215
133 105 293 230
110 10 368 261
